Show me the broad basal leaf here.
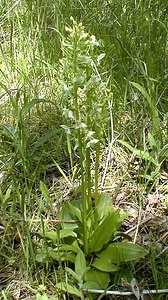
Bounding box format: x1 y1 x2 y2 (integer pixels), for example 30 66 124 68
96 193 114 220
35 247 76 263
59 229 77 239
37 229 77 244
82 281 100 290
75 250 86 278
37 231 58 244
69 201 82 222
84 269 110 289
92 259 119 272
59 200 83 229
97 242 148 264
56 282 83 298
58 240 80 253
66 267 81 282
90 210 121 252
49 251 76 263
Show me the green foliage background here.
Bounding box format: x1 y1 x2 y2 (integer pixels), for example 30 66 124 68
0 0 168 298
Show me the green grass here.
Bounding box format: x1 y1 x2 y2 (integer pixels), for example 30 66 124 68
0 0 168 299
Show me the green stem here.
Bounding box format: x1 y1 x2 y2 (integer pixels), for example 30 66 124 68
73 39 88 255
86 147 92 210
85 65 92 212
78 129 88 255
94 140 100 223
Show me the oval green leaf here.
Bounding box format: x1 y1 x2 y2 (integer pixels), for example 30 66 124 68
98 242 148 264
92 259 119 272
84 269 110 289
90 210 121 252
56 282 83 298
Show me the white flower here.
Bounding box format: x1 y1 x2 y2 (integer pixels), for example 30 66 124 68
0 173 4 182
91 35 99 46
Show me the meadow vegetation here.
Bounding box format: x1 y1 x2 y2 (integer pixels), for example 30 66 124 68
0 1 168 299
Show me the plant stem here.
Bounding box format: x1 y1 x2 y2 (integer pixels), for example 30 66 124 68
94 140 100 223
73 37 88 255
86 147 92 210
